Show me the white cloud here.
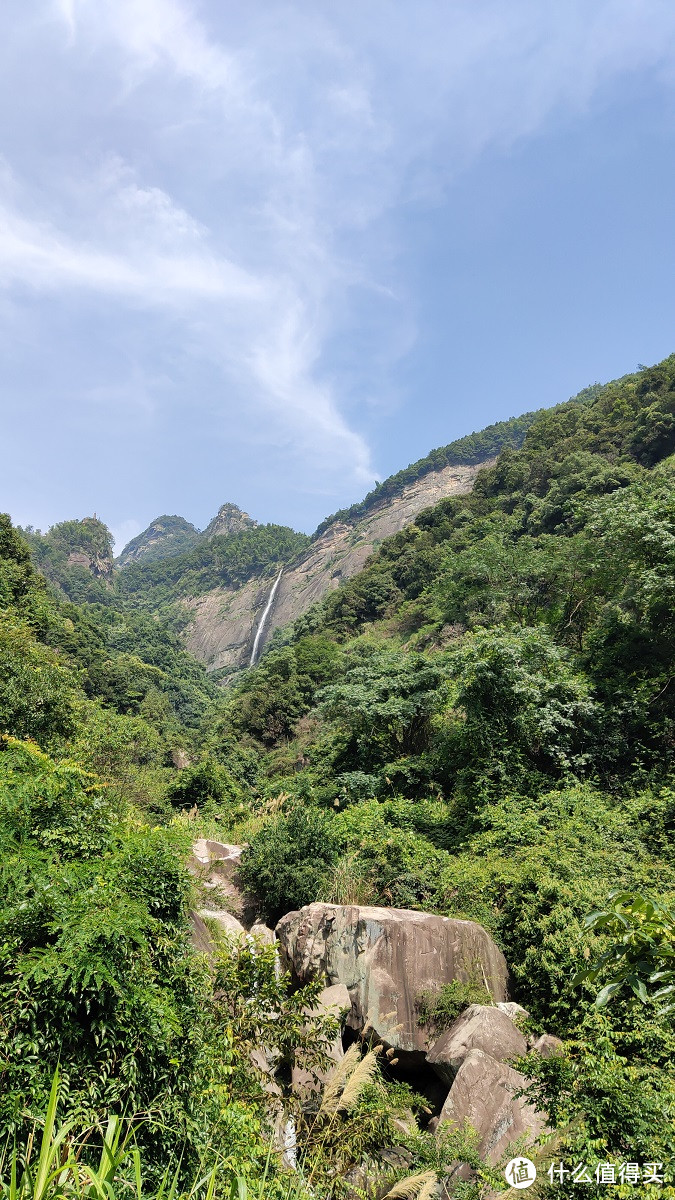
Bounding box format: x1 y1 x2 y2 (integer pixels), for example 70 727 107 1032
7 0 675 521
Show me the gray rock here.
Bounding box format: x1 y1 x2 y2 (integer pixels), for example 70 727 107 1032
531 1033 564 1059
189 910 215 954
199 908 246 937
292 982 350 1098
190 840 258 926
276 903 508 1064
427 1004 527 1084
437 1048 545 1163
249 922 276 945
497 1001 530 1022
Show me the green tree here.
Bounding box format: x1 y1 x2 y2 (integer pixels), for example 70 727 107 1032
0 616 78 746
238 805 339 923
441 625 597 793
319 644 442 769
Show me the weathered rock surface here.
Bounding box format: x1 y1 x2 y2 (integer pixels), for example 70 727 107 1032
190 839 258 926
292 982 350 1098
497 1001 529 1022
199 908 246 936
426 1005 527 1084
190 910 215 954
115 515 200 567
191 838 243 873
276 903 508 1063
438 1048 545 1163
204 503 258 540
249 921 276 945
531 1033 564 1059
184 460 493 676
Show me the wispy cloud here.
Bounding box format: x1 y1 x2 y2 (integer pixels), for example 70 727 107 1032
4 0 675 533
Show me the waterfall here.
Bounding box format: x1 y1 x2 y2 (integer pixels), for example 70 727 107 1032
249 569 283 667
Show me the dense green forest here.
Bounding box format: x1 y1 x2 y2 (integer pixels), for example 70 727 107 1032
3 355 675 1197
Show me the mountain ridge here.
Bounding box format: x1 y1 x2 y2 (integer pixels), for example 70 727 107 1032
116 503 258 569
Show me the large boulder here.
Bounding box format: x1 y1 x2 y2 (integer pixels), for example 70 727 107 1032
426 1004 527 1084
275 903 508 1063
292 982 351 1098
190 908 246 954
191 838 243 875
437 1048 545 1163
497 1001 529 1021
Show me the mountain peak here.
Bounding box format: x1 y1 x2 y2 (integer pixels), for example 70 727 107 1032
116 515 200 568
203 503 258 540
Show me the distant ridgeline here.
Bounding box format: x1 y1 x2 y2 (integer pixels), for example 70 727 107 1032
17 360 673 632
313 410 542 537
117 524 310 610
312 382 618 538
116 515 202 568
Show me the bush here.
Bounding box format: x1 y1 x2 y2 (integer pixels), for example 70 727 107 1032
0 736 120 860
416 979 493 1035
0 616 78 747
166 757 241 811
238 804 340 923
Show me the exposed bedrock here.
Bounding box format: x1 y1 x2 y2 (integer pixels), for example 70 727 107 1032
184 460 493 676
437 1048 546 1165
188 839 271 948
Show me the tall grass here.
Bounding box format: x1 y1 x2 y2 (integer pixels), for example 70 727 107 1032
317 855 376 906
0 1070 246 1200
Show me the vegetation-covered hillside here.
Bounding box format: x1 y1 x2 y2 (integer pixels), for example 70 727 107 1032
115 514 201 567
210 356 675 1184
3 354 675 1197
313 407 543 536
117 523 310 611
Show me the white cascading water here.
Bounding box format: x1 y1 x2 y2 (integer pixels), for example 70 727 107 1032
249 568 283 667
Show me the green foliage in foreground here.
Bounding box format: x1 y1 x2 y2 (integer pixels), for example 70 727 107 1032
6 353 675 1190
578 891 675 1015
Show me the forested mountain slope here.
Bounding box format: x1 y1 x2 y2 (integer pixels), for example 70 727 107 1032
117 409 547 677
2 353 675 1196
208 354 675 1180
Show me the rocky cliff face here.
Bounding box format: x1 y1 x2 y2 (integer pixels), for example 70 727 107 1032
184 459 492 676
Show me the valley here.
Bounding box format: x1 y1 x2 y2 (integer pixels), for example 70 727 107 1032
2 357 675 1196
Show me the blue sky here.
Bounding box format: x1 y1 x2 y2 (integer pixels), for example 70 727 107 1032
2 1 675 549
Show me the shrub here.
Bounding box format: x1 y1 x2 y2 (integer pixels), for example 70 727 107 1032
416 979 493 1035
0 616 78 747
166 757 241 811
238 805 340 923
